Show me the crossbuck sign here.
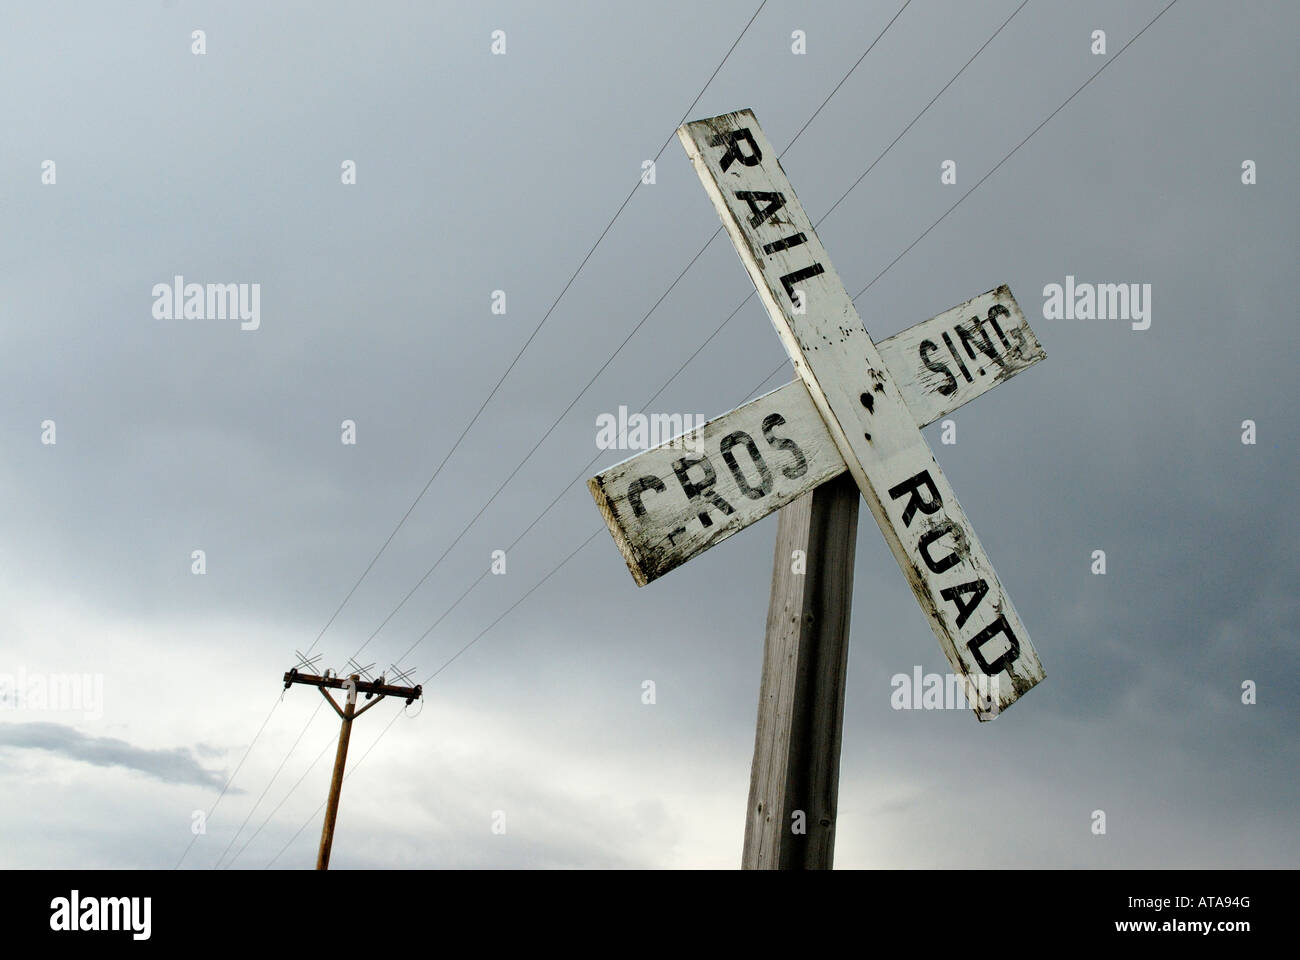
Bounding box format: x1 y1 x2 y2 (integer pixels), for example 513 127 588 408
589 110 1046 719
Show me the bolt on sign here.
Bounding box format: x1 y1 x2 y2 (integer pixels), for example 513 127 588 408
589 110 1046 718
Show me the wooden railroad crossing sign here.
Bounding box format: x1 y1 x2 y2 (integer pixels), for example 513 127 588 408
592 108 1046 716
587 108 1049 866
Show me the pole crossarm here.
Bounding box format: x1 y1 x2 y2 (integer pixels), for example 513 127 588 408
284 669 422 705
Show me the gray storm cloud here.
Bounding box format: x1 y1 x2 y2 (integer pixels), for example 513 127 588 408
0 722 229 789
0 0 1294 868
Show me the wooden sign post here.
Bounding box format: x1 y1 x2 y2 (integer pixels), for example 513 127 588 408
589 109 1048 867
744 470 859 868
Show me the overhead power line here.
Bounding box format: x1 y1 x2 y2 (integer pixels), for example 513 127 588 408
335 0 918 668
246 0 1180 867
233 3 1029 864
365 0 1014 675
302 0 772 659
189 1 772 870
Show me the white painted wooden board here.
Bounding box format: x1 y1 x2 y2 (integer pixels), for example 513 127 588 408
589 286 1043 587
678 109 1045 718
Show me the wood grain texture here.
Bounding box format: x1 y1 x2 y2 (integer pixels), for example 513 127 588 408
678 109 1044 718
588 287 1043 586
743 472 858 870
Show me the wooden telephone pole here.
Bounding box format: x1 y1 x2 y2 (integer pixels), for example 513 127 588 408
282 664 422 870
743 472 858 869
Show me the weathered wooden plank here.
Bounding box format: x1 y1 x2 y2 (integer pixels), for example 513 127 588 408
743 472 858 870
588 286 1043 586
678 109 1044 718
877 286 1043 427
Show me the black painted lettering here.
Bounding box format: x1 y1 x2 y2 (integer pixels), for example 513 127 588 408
967 614 1021 675
887 471 942 528
709 128 762 171
956 316 1001 366
940 579 989 628
626 476 665 518
780 264 825 305
919 339 959 397
986 303 1012 349
735 190 786 229
955 320 978 359
942 331 973 383
762 233 808 255
918 522 962 574
672 455 735 528
719 431 774 500
761 413 809 479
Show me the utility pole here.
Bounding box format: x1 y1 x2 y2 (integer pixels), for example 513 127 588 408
282 662 422 870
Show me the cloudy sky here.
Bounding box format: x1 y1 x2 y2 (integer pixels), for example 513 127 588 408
1 0 1295 869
